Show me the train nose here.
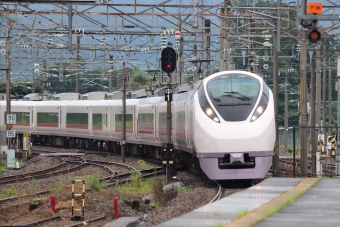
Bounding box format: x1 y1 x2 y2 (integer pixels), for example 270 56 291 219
230 153 244 164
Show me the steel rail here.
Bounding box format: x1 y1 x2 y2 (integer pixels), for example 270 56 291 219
208 181 222 204
64 215 106 227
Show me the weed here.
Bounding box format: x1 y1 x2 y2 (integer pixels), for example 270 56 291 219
119 198 124 205
138 163 156 170
176 186 188 193
6 186 20 197
31 178 37 193
0 165 6 173
96 204 100 210
114 171 156 195
106 153 114 160
0 193 5 199
131 171 142 188
31 197 42 204
50 184 63 194
234 209 249 220
150 200 160 208
87 175 104 191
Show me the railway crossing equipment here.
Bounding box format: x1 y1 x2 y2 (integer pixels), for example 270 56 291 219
71 180 85 221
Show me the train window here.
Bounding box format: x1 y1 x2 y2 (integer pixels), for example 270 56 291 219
207 73 260 121
67 113 88 127
115 114 133 133
93 114 102 126
37 112 58 127
138 113 154 134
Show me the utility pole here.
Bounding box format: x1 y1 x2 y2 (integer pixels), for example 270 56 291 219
328 63 332 136
193 44 198 81
121 62 127 162
76 35 80 93
109 54 113 92
158 58 162 87
204 19 210 78
6 21 12 150
68 3 73 52
337 55 340 175
272 35 279 176
219 1 227 71
43 60 47 100
284 72 288 150
316 44 321 129
311 59 316 176
322 46 327 151
300 31 308 177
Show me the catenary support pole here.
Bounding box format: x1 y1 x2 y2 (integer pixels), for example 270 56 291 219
284 73 288 150
121 62 126 163
300 31 308 176
311 59 316 176
6 21 11 150
272 35 279 176
109 55 113 92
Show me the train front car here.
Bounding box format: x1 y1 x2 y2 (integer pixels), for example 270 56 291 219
193 71 275 180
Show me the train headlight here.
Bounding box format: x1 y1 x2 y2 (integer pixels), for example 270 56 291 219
206 108 213 116
198 84 220 123
251 92 269 122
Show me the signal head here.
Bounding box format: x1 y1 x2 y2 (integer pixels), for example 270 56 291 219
161 47 177 74
308 27 321 43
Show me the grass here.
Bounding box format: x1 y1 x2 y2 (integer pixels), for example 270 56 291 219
87 175 104 191
176 186 189 193
6 186 20 197
138 163 157 170
0 193 5 199
149 200 160 208
50 183 64 194
234 209 249 220
31 178 37 193
114 171 156 194
0 165 7 173
0 159 7 173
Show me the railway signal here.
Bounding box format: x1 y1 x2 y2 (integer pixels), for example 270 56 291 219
308 27 321 43
161 47 176 74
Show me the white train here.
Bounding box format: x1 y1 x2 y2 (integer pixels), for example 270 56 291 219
0 71 275 180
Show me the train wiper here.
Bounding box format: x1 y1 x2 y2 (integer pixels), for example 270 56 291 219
207 87 220 102
222 91 252 101
217 103 251 106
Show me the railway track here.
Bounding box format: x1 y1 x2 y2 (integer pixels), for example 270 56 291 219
279 157 336 175
0 166 163 211
208 181 222 204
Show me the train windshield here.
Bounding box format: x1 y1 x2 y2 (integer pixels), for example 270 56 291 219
207 73 260 121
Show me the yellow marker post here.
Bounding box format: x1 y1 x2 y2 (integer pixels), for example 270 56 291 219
71 180 85 221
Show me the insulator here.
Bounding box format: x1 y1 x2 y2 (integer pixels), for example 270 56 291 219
279 17 291 22
279 6 290 11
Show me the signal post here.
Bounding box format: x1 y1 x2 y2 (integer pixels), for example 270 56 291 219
161 46 177 182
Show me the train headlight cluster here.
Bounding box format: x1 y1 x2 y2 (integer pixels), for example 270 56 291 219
250 93 268 122
198 84 220 123
204 107 220 123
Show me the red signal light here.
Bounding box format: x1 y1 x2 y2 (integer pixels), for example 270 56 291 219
310 31 319 39
166 63 172 69
308 28 321 43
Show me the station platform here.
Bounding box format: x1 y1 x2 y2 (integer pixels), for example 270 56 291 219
156 177 340 227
